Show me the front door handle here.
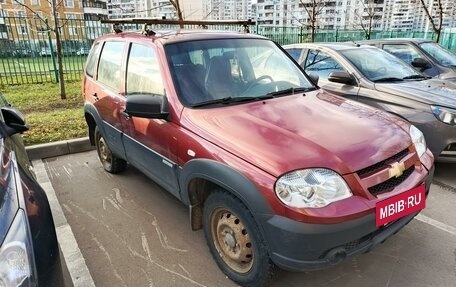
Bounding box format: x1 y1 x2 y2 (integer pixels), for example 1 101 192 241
120 110 130 119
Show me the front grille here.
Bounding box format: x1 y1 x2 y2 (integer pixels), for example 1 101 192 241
357 148 409 177
368 166 414 196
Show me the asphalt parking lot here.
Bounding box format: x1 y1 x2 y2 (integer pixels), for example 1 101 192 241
34 150 456 287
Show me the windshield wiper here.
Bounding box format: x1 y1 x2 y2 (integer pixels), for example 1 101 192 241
190 95 274 108
402 75 427 80
266 87 312 97
372 77 404 83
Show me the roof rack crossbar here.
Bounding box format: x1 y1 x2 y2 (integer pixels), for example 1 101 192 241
101 19 255 33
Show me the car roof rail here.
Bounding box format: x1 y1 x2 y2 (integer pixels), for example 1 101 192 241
101 18 256 35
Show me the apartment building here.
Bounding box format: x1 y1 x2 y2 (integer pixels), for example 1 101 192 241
0 0 88 52
203 0 252 20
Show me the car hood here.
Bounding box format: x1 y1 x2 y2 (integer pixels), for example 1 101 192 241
181 90 411 177
374 79 456 107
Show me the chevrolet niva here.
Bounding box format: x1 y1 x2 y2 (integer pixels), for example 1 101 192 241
82 19 434 287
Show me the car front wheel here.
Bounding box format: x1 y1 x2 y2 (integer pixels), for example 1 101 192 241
95 126 127 173
203 190 277 287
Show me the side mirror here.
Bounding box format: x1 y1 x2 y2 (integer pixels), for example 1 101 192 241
1 107 28 136
411 58 431 70
328 71 356 85
124 94 169 120
308 73 319 85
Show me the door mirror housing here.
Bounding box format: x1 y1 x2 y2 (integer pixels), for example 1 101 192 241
308 73 319 85
124 94 169 120
1 107 28 136
411 58 431 69
328 71 356 85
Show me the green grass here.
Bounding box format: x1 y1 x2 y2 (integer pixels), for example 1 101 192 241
0 81 87 145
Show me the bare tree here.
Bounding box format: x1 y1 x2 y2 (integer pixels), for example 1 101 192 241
297 0 332 42
13 0 66 99
169 0 184 22
419 0 444 42
351 0 384 40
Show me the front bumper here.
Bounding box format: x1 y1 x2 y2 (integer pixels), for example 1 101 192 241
416 120 456 163
258 165 434 272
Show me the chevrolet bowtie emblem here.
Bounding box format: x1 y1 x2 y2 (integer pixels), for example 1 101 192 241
388 162 406 178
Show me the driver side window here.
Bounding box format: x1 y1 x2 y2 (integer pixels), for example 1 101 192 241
304 50 345 80
382 44 421 65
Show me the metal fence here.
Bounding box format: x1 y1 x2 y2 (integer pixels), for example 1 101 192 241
1 16 456 85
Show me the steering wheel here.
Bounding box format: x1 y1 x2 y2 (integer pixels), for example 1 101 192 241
243 75 274 92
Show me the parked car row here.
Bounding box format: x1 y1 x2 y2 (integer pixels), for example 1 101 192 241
283 41 456 163
82 20 435 287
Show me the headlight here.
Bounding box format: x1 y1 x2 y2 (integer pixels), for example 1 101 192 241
431 105 456 125
275 168 352 208
409 125 426 158
0 210 36 287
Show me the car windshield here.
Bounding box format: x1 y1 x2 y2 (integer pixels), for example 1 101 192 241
166 38 314 107
419 42 456 67
340 47 424 82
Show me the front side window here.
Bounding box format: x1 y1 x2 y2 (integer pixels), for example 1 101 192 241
166 38 313 107
382 44 421 65
341 47 421 82
97 41 124 92
419 42 456 67
126 44 164 96
286 48 303 62
304 49 345 80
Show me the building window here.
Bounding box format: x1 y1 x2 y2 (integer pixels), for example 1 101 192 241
17 25 28 35
65 0 74 8
15 10 26 17
31 0 40 5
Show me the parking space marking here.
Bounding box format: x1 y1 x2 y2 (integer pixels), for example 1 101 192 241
33 160 95 287
415 214 456 237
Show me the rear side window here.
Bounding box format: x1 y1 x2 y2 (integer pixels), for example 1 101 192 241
85 42 100 78
126 43 165 96
97 41 125 92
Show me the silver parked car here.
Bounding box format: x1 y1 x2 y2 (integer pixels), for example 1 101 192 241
284 43 456 162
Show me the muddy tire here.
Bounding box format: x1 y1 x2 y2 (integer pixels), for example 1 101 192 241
95 126 127 173
203 190 277 287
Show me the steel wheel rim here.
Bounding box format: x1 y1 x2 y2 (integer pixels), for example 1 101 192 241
98 137 111 164
210 207 254 273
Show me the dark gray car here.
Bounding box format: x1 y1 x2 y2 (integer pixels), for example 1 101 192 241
284 43 456 162
354 38 456 82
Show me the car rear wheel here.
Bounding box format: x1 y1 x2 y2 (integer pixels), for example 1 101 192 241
203 190 277 287
95 126 127 173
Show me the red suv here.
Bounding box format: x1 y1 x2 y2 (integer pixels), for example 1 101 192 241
83 20 434 287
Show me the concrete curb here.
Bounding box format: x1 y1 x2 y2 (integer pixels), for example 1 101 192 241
26 137 94 160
